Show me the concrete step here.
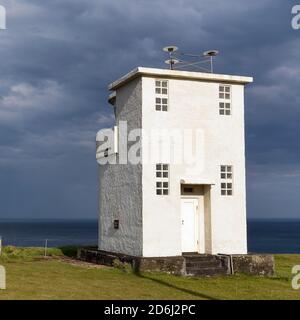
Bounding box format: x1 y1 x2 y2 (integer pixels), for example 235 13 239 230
186 267 228 277
183 254 229 276
184 254 219 261
186 260 222 268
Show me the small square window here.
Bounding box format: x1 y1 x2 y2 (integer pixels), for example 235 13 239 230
219 100 231 116
156 163 169 196
219 85 230 98
155 96 168 111
220 165 233 196
155 80 168 111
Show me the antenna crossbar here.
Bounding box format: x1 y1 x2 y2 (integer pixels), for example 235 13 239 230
162 46 219 73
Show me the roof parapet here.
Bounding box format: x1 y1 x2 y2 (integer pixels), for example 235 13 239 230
108 67 253 91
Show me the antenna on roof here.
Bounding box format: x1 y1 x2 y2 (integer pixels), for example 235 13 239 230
203 50 219 73
163 46 179 70
162 46 219 73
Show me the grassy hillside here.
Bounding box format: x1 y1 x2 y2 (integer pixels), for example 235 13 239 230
0 247 299 300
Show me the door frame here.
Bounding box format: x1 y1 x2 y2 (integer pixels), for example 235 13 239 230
180 197 199 253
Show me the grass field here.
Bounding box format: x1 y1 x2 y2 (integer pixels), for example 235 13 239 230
0 246 300 300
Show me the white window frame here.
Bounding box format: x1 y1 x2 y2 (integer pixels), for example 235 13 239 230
220 165 233 196
155 79 168 111
219 85 231 116
156 163 169 195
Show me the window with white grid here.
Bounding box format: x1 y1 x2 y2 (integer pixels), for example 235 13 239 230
156 164 169 195
155 80 168 111
220 165 233 196
155 97 168 112
219 85 231 115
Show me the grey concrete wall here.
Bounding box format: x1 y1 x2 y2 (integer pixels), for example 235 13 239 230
98 78 143 256
232 254 275 276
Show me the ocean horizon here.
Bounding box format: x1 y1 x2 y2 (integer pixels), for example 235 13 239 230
0 218 299 254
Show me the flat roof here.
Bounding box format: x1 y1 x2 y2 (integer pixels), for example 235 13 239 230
108 67 253 90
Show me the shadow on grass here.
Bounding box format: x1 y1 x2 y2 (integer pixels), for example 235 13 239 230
133 269 219 300
58 245 98 258
58 246 80 258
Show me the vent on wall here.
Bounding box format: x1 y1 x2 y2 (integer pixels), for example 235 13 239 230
113 220 119 229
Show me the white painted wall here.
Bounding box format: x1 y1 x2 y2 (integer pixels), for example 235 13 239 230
141 76 248 256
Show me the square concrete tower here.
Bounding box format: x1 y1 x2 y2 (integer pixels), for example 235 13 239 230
96 67 253 257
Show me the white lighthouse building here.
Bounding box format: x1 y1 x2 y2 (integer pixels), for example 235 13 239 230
96 66 253 258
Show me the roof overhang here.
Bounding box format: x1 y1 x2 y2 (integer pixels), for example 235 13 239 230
108 67 253 91
180 177 215 185
108 91 116 106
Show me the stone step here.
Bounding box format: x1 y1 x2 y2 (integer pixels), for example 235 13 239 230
183 254 229 276
186 260 222 268
186 267 228 277
185 258 220 265
184 254 219 261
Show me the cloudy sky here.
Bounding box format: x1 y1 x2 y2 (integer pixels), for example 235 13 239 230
0 0 299 219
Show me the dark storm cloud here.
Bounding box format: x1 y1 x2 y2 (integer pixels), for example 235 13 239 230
0 0 299 218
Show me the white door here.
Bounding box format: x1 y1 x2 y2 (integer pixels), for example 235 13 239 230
181 198 198 252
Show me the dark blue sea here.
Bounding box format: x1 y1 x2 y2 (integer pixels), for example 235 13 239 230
247 219 300 253
0 219 98 248
0 219 299 253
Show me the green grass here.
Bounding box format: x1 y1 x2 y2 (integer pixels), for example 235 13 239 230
0 247 300 300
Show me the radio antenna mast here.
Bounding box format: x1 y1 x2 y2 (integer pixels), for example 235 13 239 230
163 46 179 70
162 46 219 73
